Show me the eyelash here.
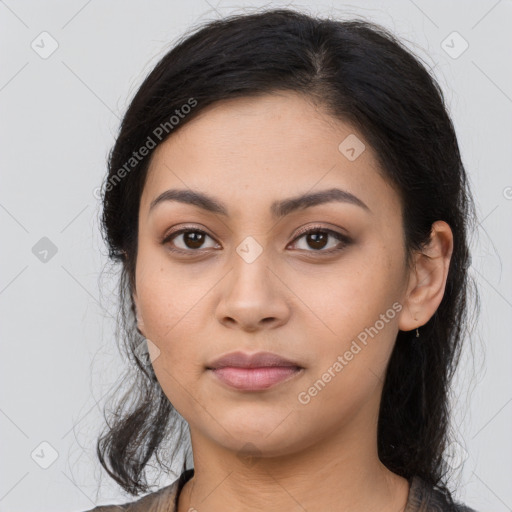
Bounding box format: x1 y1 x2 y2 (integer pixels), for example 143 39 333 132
161 224 352 257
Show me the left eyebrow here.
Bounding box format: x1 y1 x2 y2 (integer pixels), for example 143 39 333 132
272 187 371 217
148 187 371 218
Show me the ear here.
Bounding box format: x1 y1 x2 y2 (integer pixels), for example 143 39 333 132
132 291 146 336
398 220 454 333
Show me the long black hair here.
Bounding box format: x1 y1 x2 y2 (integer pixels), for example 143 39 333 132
96 7 479 505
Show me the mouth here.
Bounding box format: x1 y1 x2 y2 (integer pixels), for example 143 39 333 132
206 350 303 370
205 350 304 391
208 365 304 391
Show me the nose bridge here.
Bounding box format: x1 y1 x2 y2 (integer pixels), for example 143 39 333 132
215 234 290 329
229 234 274 297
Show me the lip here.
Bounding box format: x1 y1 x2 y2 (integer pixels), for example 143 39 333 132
206 351 304 392
206 350 302 370
209 366 304 391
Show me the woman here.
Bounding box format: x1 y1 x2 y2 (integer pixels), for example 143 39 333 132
86 8 479 512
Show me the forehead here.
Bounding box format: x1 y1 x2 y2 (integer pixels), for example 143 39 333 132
140 92 401 221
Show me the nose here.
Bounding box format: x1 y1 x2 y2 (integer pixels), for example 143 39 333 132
214 248 291 332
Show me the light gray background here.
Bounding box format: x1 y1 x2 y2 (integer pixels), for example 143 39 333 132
1 1 511 511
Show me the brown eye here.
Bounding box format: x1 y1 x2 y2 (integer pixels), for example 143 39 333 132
305 231 329 250
289 227 351 254
180 231 207 249
163 228 219 252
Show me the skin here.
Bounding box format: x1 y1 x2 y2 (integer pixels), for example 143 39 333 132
132 91 453 512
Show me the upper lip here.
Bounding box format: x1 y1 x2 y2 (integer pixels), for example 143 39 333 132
206 351 302 370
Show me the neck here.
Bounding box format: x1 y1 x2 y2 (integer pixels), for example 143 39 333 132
176 420 410 512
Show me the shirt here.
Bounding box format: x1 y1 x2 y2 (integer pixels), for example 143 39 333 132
83 468 478 512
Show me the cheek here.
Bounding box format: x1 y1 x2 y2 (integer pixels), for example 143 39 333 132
136 271 207 408
137 275 202 345
290 248 403 382
135 242 202 333
134 251 219 380
290 246 401 330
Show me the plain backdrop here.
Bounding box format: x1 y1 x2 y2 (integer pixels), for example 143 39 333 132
1 1 511 511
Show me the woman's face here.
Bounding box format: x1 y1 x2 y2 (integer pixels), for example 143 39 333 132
133 91 414 457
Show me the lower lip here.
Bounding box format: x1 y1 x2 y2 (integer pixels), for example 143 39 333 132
208 366 303 391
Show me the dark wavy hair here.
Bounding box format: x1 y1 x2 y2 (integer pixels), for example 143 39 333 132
95 7 479 506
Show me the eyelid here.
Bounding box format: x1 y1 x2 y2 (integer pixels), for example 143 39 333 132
291 223 350 241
